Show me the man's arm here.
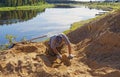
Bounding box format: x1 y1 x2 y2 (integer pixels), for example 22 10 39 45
52 48 61 55
61 34 72 55
68 43 72 55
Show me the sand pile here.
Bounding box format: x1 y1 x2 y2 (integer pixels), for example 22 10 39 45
0 10 120 77
0 42 91 77
67 10 120 77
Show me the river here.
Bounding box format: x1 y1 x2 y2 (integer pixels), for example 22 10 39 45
0 6 107 45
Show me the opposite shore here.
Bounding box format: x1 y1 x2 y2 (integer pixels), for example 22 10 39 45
0 3 54 11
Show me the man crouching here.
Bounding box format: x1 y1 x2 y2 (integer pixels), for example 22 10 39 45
48 33 74 59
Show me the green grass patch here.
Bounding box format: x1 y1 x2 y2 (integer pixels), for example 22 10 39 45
0 4 54 11
85 2 120 10
64 20 90 34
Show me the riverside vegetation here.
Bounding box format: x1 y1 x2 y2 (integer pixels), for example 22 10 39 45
0 0 54 11
64 2 120 34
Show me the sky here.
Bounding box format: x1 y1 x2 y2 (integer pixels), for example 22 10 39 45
74 0 103 1
75 0 94 1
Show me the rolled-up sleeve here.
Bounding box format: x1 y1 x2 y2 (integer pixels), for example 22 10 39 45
50 36 56 49
61 34 70 45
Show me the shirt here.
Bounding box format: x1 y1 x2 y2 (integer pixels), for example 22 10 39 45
49 33 70 49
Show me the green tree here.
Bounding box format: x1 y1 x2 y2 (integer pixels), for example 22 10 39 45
5 0 12 6
2 0 45 7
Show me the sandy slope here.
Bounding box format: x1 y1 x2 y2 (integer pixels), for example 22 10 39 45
0 10 120 77
0 42 92 77
67 10 120 77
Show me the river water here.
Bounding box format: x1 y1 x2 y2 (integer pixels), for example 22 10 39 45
0 6 107 45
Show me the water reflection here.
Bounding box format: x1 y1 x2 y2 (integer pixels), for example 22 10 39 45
0 9 45 25
0 6 107 45
55 4 76 8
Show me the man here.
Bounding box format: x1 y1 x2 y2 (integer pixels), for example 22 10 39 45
48 33 74 59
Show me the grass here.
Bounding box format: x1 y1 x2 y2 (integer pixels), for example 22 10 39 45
64 14 106 34
0 3 54 11
85 2 120 10
64 19 91 34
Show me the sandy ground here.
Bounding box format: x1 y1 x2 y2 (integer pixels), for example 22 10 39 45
0 10 120 77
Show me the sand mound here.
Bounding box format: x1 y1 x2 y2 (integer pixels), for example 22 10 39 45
0 42 91 77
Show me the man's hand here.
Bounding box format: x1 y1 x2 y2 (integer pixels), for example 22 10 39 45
57 54 62 59
68 54 74 59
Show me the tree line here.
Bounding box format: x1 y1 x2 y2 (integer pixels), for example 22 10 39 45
45 0 81 3
0 0 45 7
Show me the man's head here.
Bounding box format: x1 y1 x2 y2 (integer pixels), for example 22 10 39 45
56 35 62 44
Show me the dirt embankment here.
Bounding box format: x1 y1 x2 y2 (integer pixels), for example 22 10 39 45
67 10 120 77
0 10 120 77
